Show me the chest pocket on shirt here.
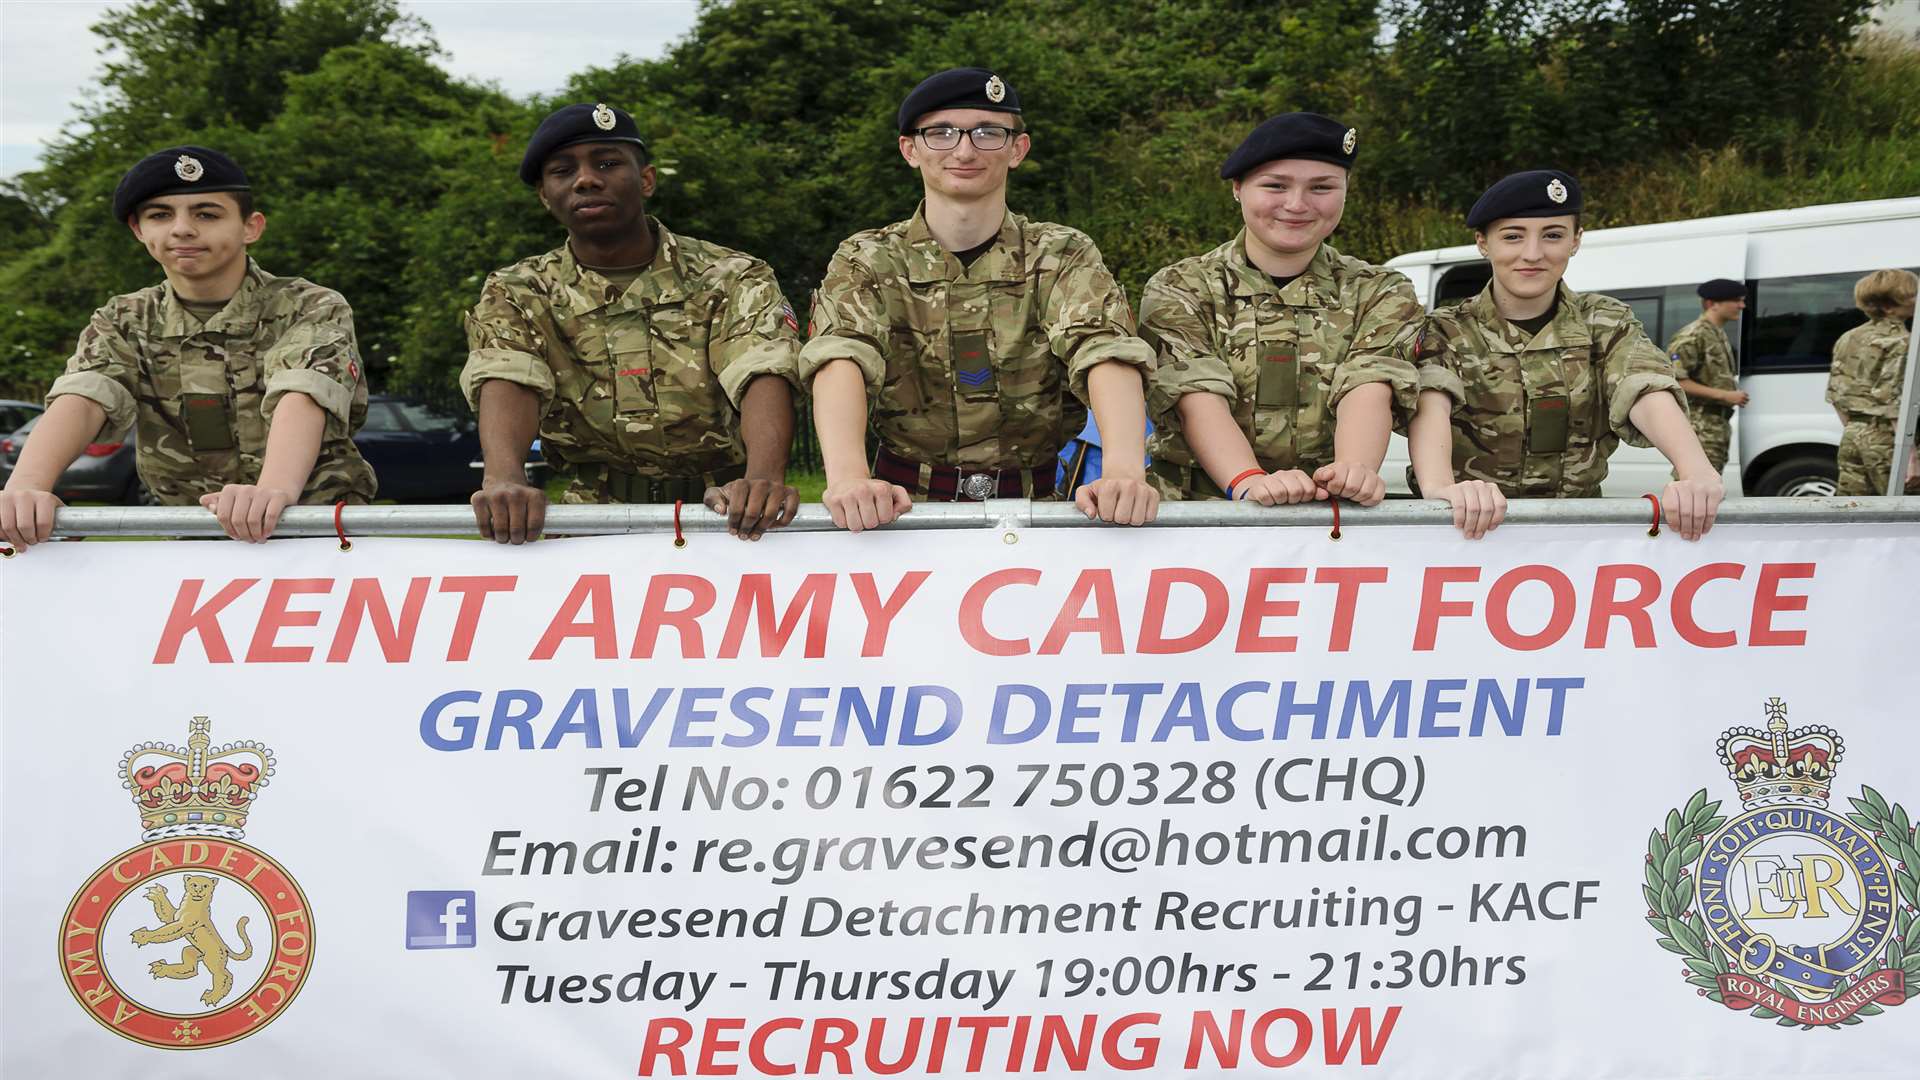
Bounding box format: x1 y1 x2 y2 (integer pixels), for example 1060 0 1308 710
1250 304 1302 411
179 347 236 453
1518 350 1571 455
609 321 657 416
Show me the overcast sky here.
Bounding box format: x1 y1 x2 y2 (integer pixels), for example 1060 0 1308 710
0 0 701 178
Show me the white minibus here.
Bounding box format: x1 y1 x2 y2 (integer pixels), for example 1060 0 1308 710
1381 197 1920 496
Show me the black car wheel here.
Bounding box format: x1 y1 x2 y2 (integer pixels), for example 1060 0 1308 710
1749 451 1838 497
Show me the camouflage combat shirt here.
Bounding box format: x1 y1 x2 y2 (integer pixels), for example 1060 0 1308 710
46 259 376 505
1140 236 1421 484
1667 315 1738 417
797 205 1153 470
1826 316 1910 420
461 219 802 483
1413 282 1685 497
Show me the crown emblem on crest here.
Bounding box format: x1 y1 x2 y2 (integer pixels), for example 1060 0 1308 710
591 103 617 131
984 75 1006 103
1545 177 1568 204
119 717 273 841
1715 697 1842 808
174 155 204 182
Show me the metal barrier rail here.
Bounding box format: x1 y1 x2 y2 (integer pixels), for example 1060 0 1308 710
34 496 1920 537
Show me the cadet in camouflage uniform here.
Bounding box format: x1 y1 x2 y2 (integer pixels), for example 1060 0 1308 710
1826 269 1918 496
0 146 374 550
1141 112 1419 507
801 68 1158 530
1667 278 1748 475
463 103 802 543
1406 170 1724 539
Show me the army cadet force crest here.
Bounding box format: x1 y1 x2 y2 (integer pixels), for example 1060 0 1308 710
59 716 314 1049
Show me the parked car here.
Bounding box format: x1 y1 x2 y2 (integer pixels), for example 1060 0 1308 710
0 395 530 505
0 410 149 504
0 399 42 436
355 395 486 502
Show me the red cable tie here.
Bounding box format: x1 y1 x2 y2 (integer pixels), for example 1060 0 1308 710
1643 493 1662 537
1328 495 1342 540
333 500 352 551
672 499 687 548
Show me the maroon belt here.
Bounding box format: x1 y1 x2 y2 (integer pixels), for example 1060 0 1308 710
873 446 1053 501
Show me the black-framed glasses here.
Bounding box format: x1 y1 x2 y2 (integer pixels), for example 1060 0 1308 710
910 124 1020 151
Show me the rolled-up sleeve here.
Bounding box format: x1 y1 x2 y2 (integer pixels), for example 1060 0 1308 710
710 260 802 406
46 307 141 440
1139 268 1235 425
261 289 361 430
797 249 889 389
460 275 556 413
1328 274 1422 426
1409 318 1466 408
1047 239 1153 402
1602 314 1686 446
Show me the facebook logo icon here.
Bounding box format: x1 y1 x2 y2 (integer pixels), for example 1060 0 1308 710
406 890 477 949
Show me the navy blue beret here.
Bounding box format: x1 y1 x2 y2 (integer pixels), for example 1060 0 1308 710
519 103 649 185
1219 112 1357 180
113 146 249 221
898 68 1022 134
1697 278 1746 301
1466 169 1583 230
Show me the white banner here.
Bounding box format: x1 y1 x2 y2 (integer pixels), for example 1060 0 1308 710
3 521 1918 1078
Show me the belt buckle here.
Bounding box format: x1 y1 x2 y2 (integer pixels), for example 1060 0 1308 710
961 473 997 501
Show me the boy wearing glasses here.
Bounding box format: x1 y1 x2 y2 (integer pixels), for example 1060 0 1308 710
801 67 1158 530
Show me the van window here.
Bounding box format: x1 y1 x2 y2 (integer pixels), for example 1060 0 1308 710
1747 270 1919 375
1435 262 1491 306
1617 294 1663 341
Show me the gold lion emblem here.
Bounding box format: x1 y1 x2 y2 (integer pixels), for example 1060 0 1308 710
129 874 253 1006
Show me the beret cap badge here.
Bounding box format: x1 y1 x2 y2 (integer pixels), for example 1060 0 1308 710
174 155 204 183
591 103 617 131
1342 128 1357 155
984 75 1006 104
1546 178 1569 204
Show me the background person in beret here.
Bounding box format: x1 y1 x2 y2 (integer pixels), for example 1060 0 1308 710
462 103 804 543
1138 112 1420 513
1667 278 1748 476
0 146 376 550
1826 268 1918 496
800 67 1158 530
1405 169 1724 539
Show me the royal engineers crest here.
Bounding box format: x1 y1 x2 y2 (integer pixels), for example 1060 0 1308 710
173 155 204 183
1644 698 1914 1028
984 74 1006 103
591 102 616 131
1545 177 1568 204
60 717 313 1049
